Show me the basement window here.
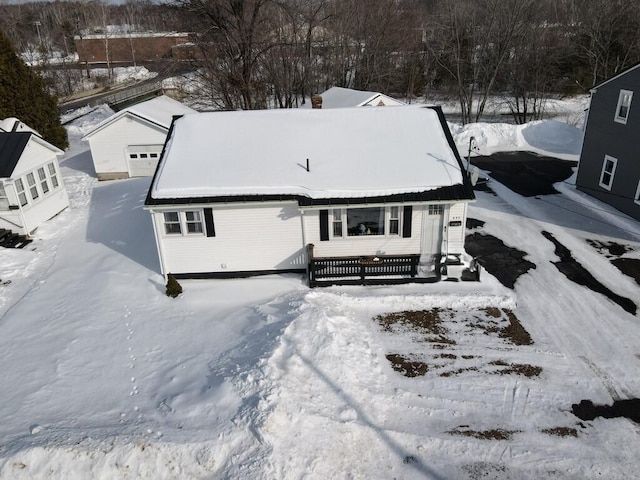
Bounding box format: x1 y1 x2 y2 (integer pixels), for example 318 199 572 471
599 155 617 190
615 90 633 124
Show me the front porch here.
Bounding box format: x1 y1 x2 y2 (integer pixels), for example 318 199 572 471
307 244 480 287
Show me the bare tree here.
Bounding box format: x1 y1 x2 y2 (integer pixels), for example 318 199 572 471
429 0 537 124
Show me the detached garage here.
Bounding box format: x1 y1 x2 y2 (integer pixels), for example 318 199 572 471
83 95 197 180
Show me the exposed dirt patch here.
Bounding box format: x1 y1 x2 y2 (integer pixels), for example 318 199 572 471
611 258 640 287
386 354 429 377
377 308 540 379
448 426 518 440
586 239 632 257
465 232 536 288
542 231 636 315
466 217 486 230
472 152 575 197
572 399 640 423
375 309 456 344
541 427 578 437
501 309 533 345
586 239 640 286
489 360 542 377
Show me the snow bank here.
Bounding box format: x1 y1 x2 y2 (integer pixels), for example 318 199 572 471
451 119 583 161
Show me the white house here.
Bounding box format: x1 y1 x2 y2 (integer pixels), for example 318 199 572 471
301 86 405 109
0 125 69 236
83 95 197 180
144 105 475 286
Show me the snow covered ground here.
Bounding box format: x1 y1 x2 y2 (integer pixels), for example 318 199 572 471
1 104 640 479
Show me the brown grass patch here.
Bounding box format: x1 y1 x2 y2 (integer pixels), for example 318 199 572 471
386 354 428 377
448 427 517 440
541 427 578 437
481 307 502 318
489 360 542 377
375 309 456 344
440 367 479 377
500 309 533 345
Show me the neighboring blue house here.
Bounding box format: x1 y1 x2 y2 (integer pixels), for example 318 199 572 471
576 64 640 220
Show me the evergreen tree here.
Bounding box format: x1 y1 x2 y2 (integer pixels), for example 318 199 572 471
0 29 68 149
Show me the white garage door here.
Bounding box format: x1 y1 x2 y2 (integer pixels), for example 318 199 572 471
126 145 163 177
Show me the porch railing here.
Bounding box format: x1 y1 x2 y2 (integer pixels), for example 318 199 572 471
307 244 431 287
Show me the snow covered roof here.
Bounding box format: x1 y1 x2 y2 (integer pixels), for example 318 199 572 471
82 95 197 140
0 118 41 136
147 105 473 205
300 87 404 109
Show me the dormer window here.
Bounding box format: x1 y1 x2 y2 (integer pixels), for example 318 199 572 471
614 90 633 124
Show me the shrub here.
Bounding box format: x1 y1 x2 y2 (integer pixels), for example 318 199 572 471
165 273 182 298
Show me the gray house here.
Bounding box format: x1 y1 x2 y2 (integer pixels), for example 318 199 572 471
576 64 640 220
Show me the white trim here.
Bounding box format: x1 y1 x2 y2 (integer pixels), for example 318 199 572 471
614 89 633 124
634 180 640 205
599 155 618 190
161 209 206 237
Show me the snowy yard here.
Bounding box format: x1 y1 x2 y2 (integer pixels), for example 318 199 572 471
1 107 640 479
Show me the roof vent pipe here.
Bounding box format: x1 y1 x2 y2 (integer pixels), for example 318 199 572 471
306 158 310 172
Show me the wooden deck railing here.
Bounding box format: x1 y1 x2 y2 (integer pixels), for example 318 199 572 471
307 244 432 287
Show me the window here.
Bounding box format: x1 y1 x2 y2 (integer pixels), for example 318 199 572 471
185 210 203 234
15 178 27 206
332 209 343 237
150 153 158 158
599 155 617 190
327 206 406 238
163 212 181 234
429 204 444 215
615 90 633 124
635 180 640 205
129 153 138 159
389 206 400 235
163 211 206 235
38 167 50 194
48 163 59 188
140 153 148 159
26 173 39 201
0 184 8 210
347 207 385 236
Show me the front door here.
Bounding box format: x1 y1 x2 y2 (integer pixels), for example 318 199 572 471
422 204 444 256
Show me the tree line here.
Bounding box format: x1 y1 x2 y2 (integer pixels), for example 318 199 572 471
1 0 640 123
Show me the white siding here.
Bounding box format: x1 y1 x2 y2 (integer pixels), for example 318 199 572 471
153 202 306 275
20 187 69 234
3 141 69 235
12 141 59 177
303 206 422 258
87 115 168 177
446 202 468 255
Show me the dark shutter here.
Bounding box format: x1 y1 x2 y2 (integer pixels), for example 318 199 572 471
204 208 215 237
319 209 329 241
402 206 412 238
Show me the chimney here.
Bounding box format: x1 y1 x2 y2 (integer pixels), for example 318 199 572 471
311 94 323 109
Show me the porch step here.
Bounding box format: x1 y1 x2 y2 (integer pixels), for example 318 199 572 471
0 228 32 249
